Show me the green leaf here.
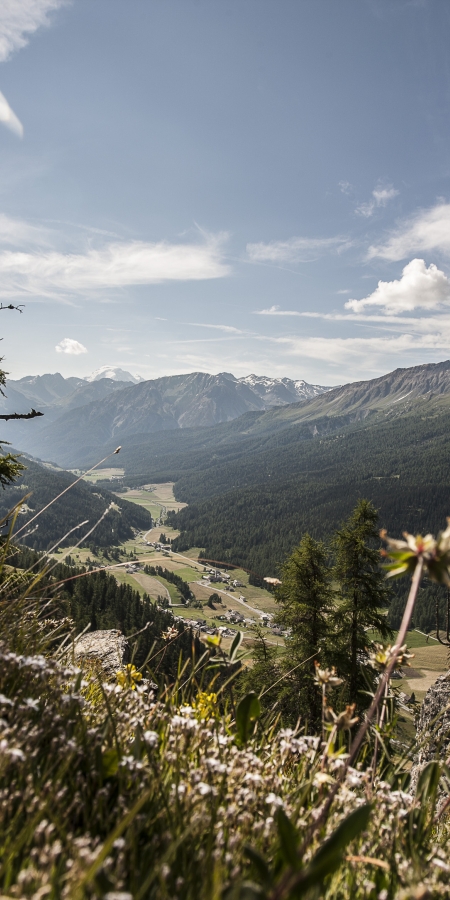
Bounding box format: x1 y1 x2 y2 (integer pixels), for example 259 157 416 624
409 761 441 849
230 630 244 661
291 804 372 896
236 692 261 744
275 808 300 869
416 760 441 803
244 845 272 886
102 748 119 778
231 882 267 900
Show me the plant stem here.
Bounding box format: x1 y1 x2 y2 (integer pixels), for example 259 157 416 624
269 557 424 900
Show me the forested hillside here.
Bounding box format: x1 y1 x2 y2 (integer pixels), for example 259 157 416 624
168 398 450 577
0 454 152 551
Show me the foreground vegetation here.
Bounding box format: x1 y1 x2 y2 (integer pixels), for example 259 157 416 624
3 493 450 899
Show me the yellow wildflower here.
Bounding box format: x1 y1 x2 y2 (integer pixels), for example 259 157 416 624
193 691 219 720
116 664 143 691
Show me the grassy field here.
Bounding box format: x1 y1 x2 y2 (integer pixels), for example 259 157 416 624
80 467 125 483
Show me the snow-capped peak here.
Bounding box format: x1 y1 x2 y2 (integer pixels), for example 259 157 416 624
84 366 144 384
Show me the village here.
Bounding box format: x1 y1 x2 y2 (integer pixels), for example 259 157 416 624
119 532 288 644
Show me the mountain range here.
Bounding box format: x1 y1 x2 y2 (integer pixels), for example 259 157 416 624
1 370 329 465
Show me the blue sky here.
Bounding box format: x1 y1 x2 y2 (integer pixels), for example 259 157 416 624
1 0 450 385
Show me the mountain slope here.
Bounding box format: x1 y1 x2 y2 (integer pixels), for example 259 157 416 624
167 394 450 577
1 453 152 552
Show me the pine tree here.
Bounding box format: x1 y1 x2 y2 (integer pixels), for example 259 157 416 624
240 624 281 713
275 533 334 730
333 498 392 707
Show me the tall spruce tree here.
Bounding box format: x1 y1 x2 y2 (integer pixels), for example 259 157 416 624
240 624 281 713
333 498 392 707
275 534 334 730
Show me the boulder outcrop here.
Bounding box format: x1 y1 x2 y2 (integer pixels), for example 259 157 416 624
410 672 450 791
72 629 130 678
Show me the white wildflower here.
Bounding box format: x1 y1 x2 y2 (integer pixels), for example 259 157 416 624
197 782 212 796
265 792 283 807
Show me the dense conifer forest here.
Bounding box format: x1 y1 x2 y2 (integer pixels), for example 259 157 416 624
165 403 450 578
0 454 152 551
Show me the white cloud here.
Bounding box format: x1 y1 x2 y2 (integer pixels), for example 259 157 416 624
256 305 301 316
0 90 22 137
0 234 229 299
355 183 399 218
339 181 352 195
345 259 450 314
269 329 450 370
372 185 399 206
0 0 66 62
368 203 450 260
55 337 87 355
0 212 48 245
355 201 376 219
246 235 350 263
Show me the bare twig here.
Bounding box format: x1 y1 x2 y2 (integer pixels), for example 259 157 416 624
14 446 121 538
0 409 43 421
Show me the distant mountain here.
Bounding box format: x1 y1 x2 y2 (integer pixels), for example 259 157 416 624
84 366 145 383
5 370 330 466
10 373 84 405
0 374 133 451
5 374 131 414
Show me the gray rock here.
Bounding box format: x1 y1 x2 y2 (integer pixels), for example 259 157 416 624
72 629 130 679
410 673 450 791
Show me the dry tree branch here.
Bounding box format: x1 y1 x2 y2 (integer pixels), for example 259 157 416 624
0 409 44 421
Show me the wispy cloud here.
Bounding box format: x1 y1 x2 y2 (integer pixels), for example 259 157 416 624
55 337 87 355
0 90 22 137
0 212 49 245
372 185 399 206
246 235 350 263
0 0 66 62
339 181 352 196
0 232 230 300
0 1 67 138
255 305 302 316
368 203 450 260
268 329 450 370
355 182 399 218
187 322 243 333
